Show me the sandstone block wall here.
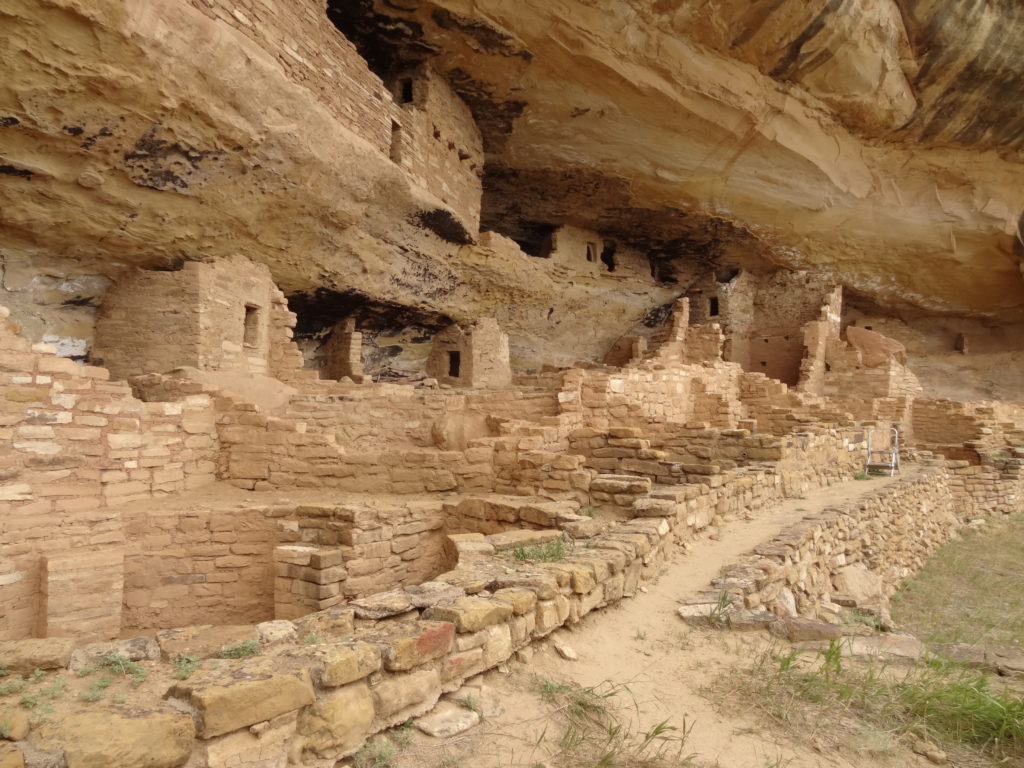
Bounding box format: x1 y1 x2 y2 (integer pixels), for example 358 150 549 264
275 501 448 600
11 452 1016 766
122 506 277 630
94 257 299 381
0 307 219 640
185 0 393 156
392 67 484 229
709 467 958 618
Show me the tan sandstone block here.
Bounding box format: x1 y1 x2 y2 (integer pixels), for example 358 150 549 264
372 668 441 728
361 620 454 672
35 705 193 768
423 597 513 633
0 638 75 673
298 681 375 760
166 659 314 738
0 744 22 768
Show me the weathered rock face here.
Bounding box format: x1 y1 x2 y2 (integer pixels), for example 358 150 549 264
358 0 1024 315
0 0 1022 382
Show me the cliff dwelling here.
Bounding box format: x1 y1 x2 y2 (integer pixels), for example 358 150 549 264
1 2 1024 767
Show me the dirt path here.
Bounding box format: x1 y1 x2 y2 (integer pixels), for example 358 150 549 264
384 474 932 768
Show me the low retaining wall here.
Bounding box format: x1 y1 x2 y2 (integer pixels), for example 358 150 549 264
697 466 958 621
7 458 1013 768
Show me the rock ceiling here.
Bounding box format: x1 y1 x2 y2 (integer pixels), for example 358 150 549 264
1 0 1022 337
347 0 1024 318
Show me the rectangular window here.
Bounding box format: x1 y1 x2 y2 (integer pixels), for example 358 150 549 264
709 296 719 316
585 243 597 262
389 121 403 163
400 78 414 104
447 350 461 378
243 305 260 347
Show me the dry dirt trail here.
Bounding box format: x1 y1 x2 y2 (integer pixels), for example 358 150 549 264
385 473 934 768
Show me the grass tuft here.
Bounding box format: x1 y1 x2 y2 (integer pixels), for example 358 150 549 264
353 740 395 768
218 640 262 659
513 539 569 563
531 676 696 767
172 656 202 680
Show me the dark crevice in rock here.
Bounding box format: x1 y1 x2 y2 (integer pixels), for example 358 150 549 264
287 287 453 339
412 209 475 245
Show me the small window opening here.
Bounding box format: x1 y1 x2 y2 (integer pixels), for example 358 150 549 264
243 305 260 347
447 350 461 378
585 242 597 262
709 296 719 316
389 121 403 163
400 78 414 104
760 361 767 367
864 325 873 331
824 362 832 372
763 338 769 344
600 240 617 272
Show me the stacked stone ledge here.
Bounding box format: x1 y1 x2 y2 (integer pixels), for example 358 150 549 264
7 453 1008 767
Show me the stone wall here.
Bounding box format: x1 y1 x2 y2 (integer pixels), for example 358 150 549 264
185 0 393 156
121 505 277 631
94 257 295 381
274 500 449 602
391 67 484 230
0 306 218 640
705 467 957 619
284 385 559 450
10 452 1017 766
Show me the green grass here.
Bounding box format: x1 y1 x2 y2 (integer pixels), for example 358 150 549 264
513 539 569 563
852 472 871 481
529 677 696 767
218 640 262 659
892 515 1024 646
720 640 1024 763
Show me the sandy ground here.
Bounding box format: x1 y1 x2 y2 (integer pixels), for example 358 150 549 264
383 474 942 768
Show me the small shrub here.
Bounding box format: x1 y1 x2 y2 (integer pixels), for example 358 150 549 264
353 740 395 768
844 609 882 630
172 656 201 681
41 677 68 699
78 687 104 703
19 693 38 710
513 539 569 563
853 472 871 481
98 654 148 687
27 668 45 683
0 664 8 678
303 633 320 646
0 719 9 739
0 679 26 697
111 693 127 704
218 640 261 659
